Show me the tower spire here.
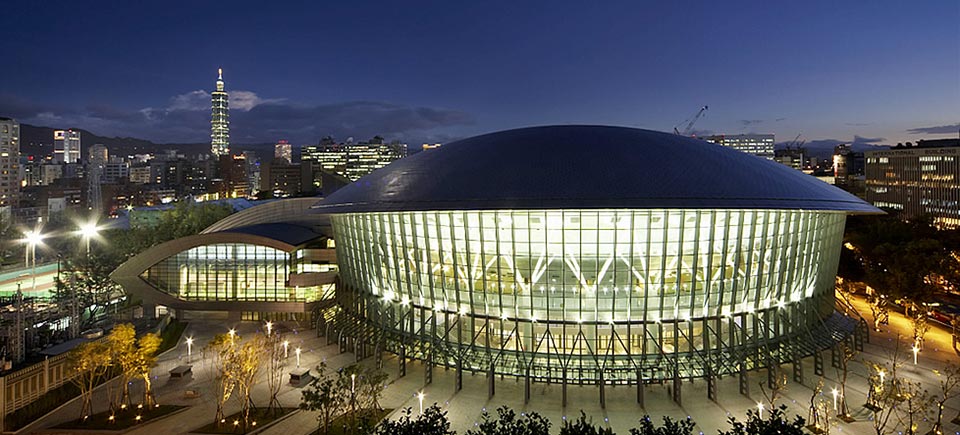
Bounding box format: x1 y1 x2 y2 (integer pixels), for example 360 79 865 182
218 67 223 80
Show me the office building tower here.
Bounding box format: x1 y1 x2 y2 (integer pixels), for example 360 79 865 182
54 129 82 164
0 118 20 207
702 134 775 160
302 137 407 181
865 139 960 228
274 140 292 164
211 68 230 157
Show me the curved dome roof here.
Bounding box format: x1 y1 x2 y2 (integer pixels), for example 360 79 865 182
312 125 880 214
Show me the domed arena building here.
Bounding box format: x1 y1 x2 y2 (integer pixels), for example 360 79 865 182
312 125 880 390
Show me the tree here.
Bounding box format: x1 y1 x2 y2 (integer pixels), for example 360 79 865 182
629 415 696 435
896 379 932 435
354 364 389 419
559 411 615 435
300 363 344 435
107 323 137 410
867 337 908 435
68 340 112 420
55 252 124 333
233 335 266 429
833 339 857 420
931 363 960 434
264 333 286 416
466 406 551 435
206 332 240 426
908 305 930 350
718 405 805 435
132 332 162 407
373 405 455 435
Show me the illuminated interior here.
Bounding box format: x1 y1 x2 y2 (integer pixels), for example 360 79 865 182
331 209 847 382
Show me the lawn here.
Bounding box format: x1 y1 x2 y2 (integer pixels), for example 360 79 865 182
192 407 299 434
54 404 186 430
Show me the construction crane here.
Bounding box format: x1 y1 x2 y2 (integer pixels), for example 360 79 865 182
673 105 708 136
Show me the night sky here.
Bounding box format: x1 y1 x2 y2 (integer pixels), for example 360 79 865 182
1 1 958 147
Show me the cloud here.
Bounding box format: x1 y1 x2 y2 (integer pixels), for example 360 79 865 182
774 118 786 122
852 135 885 145
1 89 473 144
844 122 872 126
906 123 960 135
739 119 763 126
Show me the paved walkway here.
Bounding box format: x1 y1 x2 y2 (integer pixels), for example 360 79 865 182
27 297 960 434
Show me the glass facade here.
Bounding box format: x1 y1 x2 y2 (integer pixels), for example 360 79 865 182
142 243 321 302
331 209 847 383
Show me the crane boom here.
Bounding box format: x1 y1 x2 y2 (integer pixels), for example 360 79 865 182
673 105 709 136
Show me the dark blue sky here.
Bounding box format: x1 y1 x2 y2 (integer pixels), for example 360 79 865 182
1 1 957 147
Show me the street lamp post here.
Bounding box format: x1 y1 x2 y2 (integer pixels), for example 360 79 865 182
757 402 764 420
283 340 289 358
295 347 301 367
912 345 920 365
417 391 425 415
832 388 839 411
265 321 273 336
186 336 194 359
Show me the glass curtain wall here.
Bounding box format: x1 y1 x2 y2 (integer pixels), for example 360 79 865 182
142 243 319 302
332 209 846 381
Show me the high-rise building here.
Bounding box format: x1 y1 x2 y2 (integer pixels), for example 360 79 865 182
702 134 775 160
865 139 960 228
302 137 407 181
54 129 81 164
274 140 292 164
0 117 20 207
211 68 230 157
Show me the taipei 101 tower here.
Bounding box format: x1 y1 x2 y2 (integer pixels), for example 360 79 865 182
210 68 230 156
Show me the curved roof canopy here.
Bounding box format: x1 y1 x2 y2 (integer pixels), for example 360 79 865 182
312 125 881 214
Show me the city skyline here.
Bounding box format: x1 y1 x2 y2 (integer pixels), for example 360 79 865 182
0 1 957 148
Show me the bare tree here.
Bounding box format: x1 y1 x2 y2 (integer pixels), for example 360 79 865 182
759 362 788 410
233 335 266 429
931 363 960 434
264 333 286 416
806 378 827 434
868 336 908 435
834 339 857 421
206 333 239 426
896 379 932 435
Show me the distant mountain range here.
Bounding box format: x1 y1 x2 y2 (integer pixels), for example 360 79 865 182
18 123 284 161
19 122 889 162
775 139 889 159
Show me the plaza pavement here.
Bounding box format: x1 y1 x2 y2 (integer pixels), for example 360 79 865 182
29 296 960 434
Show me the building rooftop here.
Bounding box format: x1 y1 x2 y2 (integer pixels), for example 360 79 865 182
218 223 322 247
312 125 880 214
